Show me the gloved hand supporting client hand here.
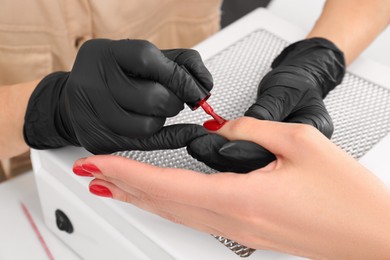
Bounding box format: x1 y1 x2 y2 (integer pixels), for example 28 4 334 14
188 37 345 173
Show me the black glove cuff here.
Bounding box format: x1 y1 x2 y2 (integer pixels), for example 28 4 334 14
24 71 77 149
271 37 346 97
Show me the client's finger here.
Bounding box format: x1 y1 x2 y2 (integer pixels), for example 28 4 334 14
77 155 227 208
211 117 324 158
87 178 232 238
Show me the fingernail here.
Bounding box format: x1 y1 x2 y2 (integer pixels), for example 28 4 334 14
73 165 93 177
203 119 227 131
82 164 101 174
89 185 112 198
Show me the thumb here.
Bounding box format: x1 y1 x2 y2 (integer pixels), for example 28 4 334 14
131 124 208 151
286 98 334 139
213 117 317 158
245 86 299 121
246 68 313 121
218 140 276 169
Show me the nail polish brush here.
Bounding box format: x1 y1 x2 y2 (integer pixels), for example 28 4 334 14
197 99 227 125
181 66 227 126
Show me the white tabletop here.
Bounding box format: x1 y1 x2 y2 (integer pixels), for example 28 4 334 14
0 172 79 260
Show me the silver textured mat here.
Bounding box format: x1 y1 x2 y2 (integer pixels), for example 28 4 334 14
118 30 390 257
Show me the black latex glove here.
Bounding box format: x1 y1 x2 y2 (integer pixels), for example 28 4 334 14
24 39 212 154
187 38 345 173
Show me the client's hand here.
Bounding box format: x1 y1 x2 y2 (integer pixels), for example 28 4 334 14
73 117 390 259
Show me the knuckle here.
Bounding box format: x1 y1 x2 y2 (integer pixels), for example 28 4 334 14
140 117 165 137
120 193 134 204
137 40 156 54
187 48 200 56
136 191 149 203
289 124 318 144
230 117 256 135
160 213 184 225
130 40 160 71
78 38 95 51
78 39 106 54
180 49 201 62
187 49 202 61
136 191 163 211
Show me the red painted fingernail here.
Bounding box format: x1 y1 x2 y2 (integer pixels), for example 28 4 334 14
82 164 101 174
73 165 93 177
89 185 112 198
203 119 227 131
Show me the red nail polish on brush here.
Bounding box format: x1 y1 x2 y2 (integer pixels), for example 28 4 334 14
198 99 227 124
181 66 227 126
